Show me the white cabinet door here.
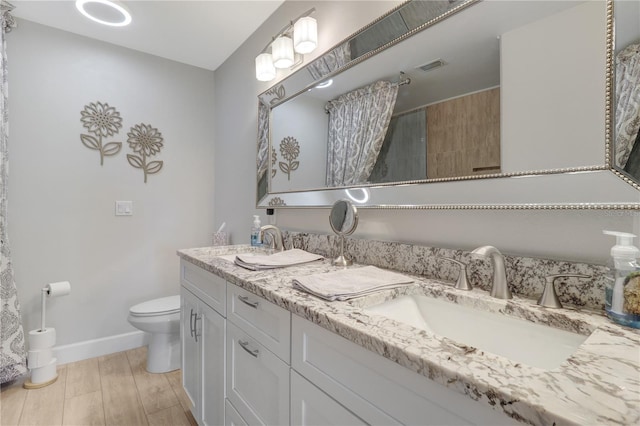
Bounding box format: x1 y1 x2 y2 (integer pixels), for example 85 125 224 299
226 322 290 426
200 301 225 426
291 371 366 426
181 287 201 423
183 286 226 426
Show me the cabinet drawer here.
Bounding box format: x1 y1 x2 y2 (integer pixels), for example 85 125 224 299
227 283 291 362
225 399 247 426
291 370 366 426
292 316 514 426
181 260 226 316
226 322 290 426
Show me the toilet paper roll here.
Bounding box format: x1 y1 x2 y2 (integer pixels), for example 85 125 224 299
46 281 71 297
29 328 56 350
30 358 58 385
27 348 53 369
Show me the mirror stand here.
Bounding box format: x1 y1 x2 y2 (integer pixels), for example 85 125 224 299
333 234 352 267
329 199 359 267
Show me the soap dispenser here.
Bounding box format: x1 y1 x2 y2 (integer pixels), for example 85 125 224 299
251 215 262 247
603 230 640 328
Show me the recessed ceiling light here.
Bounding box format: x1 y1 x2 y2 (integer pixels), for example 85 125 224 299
315 79 333 89
75 0 132 27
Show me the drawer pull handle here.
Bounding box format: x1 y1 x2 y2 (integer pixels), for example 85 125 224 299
238 295 259 309
193 314 201 343
238 340 259 358
189 309 195 338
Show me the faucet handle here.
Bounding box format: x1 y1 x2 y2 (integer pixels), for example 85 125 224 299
441 257 473 291
538 274 591 309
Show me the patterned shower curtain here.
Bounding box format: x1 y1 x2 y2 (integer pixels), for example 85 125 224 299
325 80 398 187
0 1 25 385
614 43 640 169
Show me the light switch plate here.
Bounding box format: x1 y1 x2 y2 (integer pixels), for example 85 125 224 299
115 200 133 216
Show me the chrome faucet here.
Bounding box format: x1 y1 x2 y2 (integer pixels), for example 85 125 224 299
259 225 285 252
471 246 512 299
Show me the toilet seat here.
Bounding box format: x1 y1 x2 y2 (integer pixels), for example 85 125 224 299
129 295 180 317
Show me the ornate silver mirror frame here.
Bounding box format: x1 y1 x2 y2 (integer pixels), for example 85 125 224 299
257 0 640 210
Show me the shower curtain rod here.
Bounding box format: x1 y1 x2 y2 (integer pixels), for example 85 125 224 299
324 73 411 112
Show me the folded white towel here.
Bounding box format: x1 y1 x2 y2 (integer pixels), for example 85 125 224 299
292 266 414 301
235 249 323 270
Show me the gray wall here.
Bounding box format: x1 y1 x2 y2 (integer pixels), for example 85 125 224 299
8 20 216 346
214 0 638 265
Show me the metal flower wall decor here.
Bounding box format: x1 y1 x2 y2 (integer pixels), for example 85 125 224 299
127 123 164 183
80 102 123 165
279 136 300 181
80 101 165 183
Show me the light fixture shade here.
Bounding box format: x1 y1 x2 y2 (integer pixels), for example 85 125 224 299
255 53 276 82
294 16 317 54
272 36 295 69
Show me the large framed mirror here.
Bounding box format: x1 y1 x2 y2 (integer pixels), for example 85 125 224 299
257 0 640 209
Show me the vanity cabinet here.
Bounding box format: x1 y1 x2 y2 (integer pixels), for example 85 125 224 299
180 259 513 426
180 261 226 426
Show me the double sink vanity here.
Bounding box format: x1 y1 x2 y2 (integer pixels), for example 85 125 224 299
177 235 640 426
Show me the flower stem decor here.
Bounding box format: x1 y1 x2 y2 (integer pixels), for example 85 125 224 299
80 101 123 165
279 136 300 181
271 146 277 178
126 123 164 183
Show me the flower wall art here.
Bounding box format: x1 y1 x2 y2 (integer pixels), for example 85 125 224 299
80 102 123 165
80 101 165 183
279 136 300 181
127 123 164 183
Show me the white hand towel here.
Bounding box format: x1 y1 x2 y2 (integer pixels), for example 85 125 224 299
292 266 414 301
235 249 323 270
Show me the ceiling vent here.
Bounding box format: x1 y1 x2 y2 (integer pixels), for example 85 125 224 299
416 59 446 73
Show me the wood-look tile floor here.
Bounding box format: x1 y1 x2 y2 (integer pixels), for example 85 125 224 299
0 347 197 426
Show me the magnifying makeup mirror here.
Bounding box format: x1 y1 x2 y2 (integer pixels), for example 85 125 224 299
329 199 359 267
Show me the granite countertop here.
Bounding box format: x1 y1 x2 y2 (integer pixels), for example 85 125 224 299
177 245 640 426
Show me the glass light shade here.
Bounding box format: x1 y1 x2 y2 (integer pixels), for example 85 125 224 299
272 36 295 69
294 16 317 54
255 53 276 82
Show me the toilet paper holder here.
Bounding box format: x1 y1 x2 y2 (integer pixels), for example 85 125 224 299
24 281 71 389
39 281 71 332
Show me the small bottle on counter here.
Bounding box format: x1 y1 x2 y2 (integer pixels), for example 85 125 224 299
251 215 262 247
603 230 640 329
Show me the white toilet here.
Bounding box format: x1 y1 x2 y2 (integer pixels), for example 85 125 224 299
127 295 181 373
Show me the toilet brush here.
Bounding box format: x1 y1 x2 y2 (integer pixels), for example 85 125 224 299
24 281 71 389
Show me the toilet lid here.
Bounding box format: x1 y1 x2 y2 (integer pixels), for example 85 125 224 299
130 295 180 317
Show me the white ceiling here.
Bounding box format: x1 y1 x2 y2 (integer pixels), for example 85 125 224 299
11 0 285 70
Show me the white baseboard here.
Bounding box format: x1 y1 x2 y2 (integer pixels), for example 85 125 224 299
54 331 150 365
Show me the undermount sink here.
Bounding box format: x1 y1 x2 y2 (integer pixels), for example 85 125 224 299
365 294 590 370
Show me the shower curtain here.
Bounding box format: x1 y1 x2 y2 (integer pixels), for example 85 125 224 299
614 43 640 169
0 0 25 385
325 80 398 187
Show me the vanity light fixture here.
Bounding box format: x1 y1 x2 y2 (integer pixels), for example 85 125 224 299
272 35 295 68
75 0 132 27
255 8 317 82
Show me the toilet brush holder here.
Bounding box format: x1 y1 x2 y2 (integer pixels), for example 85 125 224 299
24 281 71 389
